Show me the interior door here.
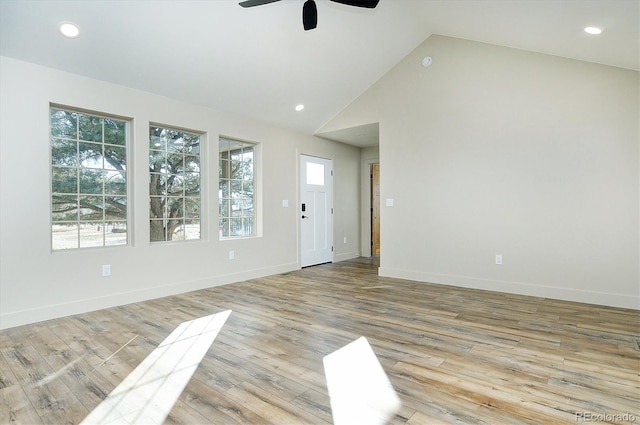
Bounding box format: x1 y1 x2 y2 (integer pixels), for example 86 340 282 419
371 163 380 255
300 155 333 267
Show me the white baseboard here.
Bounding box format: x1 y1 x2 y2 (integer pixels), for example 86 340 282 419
334 251 361 262
378 267 639 310
0 262 298 330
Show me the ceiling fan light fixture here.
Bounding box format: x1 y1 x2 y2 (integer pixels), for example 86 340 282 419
584 26 602 35
295 104 305 112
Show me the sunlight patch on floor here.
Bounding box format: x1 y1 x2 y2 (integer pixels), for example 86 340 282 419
323 336 401 425
81 310 232 425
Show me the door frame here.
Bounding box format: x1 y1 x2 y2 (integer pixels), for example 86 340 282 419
360 156 379 257
299 154 334 268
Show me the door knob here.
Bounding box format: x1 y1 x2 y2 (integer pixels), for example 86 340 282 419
302 215 308 219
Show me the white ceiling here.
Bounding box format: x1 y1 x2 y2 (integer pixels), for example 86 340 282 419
1 0 638 147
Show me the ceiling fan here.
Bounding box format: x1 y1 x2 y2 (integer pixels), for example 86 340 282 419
239 0 380 31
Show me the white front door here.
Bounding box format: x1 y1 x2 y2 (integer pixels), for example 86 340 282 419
300 155 333 267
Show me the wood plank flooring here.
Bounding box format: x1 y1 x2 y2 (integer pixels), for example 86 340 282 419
1 257 638 424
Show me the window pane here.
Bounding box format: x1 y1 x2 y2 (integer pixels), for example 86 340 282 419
80 223 104 248
79 115 103 142
79 195 104 221
230 218 243 236
51 138 78 166
184 220 200 240
219 198 230 217
104 146 126 170
167 174 184 195
52 195 78 222
150 196 166 219
150 220 166 242
150 174 167 196
219 180 229 198
307 162 324 185
51 109 77 139
185 198 200 218
52 167 78 194
219 217 230 237
104 171 126 195
219 138 230 152
104 119 126 146
243 217 254 236
79 169 104 194
79 142 103 169
150 151 166 170
167 136 185 153
150 134 165 150
149 125 201 242
171 220 186 240
50 107 128 250
231 179 242 195
184 155 199 173
184 172 200 194
105 196 126 220
105 222 127 245
52 223 79 250
166 197 183 217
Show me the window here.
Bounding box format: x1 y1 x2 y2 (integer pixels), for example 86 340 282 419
219 137 255 238
306 162 325 186
50 107 128 250
149 126 201 242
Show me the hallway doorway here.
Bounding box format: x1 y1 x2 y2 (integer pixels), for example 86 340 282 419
370 163 380 255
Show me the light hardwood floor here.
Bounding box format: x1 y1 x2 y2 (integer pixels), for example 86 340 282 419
1 257 638 424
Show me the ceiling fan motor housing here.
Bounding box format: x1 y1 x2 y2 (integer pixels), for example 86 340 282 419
303 0 318 30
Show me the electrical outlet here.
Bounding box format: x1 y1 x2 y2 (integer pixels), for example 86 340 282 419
343 237 347 244
495 255 503 265
228 250 235 260
102 264 111 277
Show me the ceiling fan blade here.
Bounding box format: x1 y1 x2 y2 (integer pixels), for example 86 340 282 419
303 0 318 30
329 0 379 8
239 0 281 8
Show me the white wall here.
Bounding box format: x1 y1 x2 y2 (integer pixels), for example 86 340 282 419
320 35 640 309
0 56 362 329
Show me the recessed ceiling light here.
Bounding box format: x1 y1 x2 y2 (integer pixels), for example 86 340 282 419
59 22 80 38
295 104 305 112
584 26 602 35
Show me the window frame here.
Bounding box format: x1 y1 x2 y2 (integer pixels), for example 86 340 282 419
49 104 131 251
149 124 204 243
218 136 258 239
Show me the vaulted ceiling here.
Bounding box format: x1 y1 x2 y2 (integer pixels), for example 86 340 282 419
1 0 638 146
